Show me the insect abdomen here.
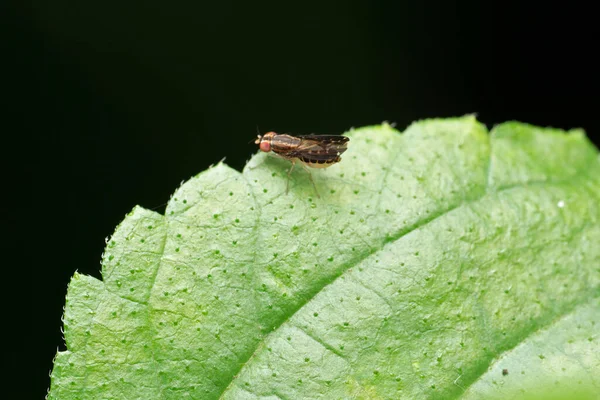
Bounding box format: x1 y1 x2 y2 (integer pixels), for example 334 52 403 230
300 155 341 168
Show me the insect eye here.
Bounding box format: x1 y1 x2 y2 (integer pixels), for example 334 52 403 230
259 141 271 152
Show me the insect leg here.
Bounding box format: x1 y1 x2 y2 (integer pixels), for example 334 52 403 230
286 159 296 194
299 163 321 198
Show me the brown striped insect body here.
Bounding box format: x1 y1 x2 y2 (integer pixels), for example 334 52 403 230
255 131 349 197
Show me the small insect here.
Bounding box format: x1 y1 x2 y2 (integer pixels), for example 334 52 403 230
254 131 349 198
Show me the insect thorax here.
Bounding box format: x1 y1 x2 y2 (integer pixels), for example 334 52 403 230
271 134 302 154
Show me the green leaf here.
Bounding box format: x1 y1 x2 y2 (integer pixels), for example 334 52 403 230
48 116 600 399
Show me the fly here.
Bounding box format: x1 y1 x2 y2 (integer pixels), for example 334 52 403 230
255 131 349 198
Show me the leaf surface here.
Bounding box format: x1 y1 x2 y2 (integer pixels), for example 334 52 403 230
48 116 600 399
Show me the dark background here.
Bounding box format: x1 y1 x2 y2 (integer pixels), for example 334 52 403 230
4 1 598 399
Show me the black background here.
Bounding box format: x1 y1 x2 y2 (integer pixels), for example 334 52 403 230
4 1 598 399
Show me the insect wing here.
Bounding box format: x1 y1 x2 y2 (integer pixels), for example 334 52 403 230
290 135 349 165
300 135 349 146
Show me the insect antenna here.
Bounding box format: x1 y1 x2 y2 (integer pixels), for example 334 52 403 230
249 125 264 144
